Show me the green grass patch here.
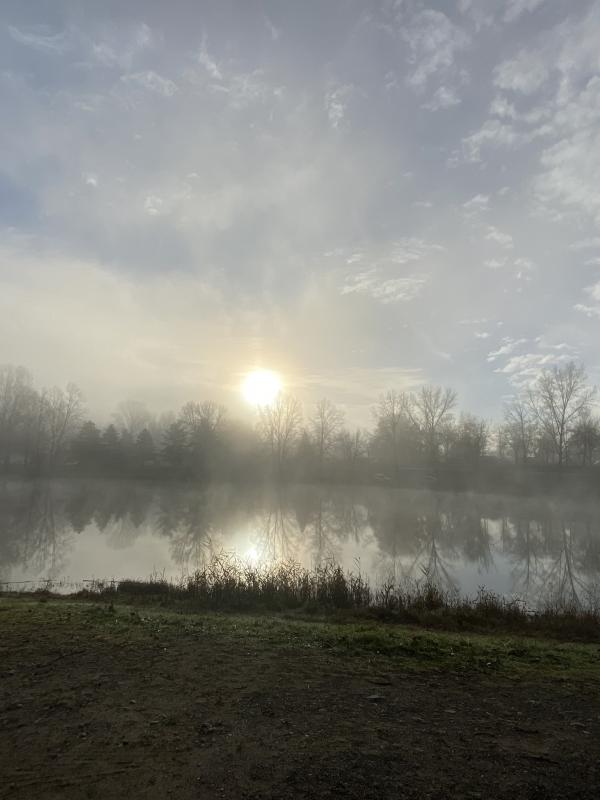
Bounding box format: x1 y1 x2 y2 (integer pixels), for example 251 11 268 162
2 596 598 686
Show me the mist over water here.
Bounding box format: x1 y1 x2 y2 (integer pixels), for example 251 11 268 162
2 479 599 610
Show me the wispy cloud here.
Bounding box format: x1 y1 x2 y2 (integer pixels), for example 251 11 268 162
493 49 549 94
121 71 178 97
341 271 428 304
486 226 514 249
504 0 548 25
462 193 490 216
487 337 528 362
8 24 71 55
325 84 354 128
401 9 470 92
422 85 461 111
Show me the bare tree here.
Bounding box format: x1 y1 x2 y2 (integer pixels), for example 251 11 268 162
527 362 595 466
150 411 176 446
534 431 556 465
569 411 600 466
44 383 85 466
179 401 226 438
178 400 227 476
502 398 537 465
372 390 409 476
113 400 153 438
438 420 456 461
453 414 490 464
309 398 345 468
0 365 34 466
258 394 302 473
336 428 367 478
406 385 457 462
337 428 366 463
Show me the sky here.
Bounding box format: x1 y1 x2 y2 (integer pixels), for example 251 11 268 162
1 0 600 425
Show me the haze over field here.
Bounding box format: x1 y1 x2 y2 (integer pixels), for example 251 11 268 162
2 0 600 423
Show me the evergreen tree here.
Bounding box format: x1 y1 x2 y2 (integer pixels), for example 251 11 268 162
135 428 155 466
161 421 188 470
101 424 122 470
72 421 101 469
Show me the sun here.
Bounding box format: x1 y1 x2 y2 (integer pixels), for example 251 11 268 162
242 369 282 407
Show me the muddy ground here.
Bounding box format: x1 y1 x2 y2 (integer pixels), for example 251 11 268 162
1 599 599 799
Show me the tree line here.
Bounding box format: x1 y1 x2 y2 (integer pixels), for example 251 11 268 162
0 361 598 484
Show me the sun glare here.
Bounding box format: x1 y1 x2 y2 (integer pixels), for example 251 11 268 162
242 369 282 407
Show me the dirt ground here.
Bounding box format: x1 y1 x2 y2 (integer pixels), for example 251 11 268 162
1 599 599 799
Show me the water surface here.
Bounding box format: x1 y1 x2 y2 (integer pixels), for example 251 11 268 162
1 479 599 608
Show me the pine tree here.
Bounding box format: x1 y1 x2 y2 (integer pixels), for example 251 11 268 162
161 422 188 470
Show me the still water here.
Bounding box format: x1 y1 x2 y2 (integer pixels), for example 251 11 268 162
1 479 599 608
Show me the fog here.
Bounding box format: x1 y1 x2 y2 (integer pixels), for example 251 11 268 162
2 481 599 610
4 7 600 794
2 1 600 424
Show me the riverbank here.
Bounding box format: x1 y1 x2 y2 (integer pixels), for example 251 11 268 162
71 558 600 643
1 596 599 799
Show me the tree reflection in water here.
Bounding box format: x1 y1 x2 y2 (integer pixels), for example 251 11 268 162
0 479 599 606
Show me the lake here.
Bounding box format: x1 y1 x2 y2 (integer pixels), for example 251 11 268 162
1 478 599 609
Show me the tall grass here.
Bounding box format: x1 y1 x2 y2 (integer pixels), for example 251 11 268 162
73 554 600 642
117 557 374 611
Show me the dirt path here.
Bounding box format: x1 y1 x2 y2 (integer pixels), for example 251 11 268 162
1 600 599 799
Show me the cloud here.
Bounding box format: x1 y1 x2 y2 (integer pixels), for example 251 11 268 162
534 127 600 226
461 119 522 162
2 0 600 422
341 271 428 304
144 196 163 216
402 9 470 92
462 194 490 214
91 24 155 70
8 25 71 55
489 333 579 387
264 15 281 42
571 238 600 250
462 3 600 231
334 239 443 270
493 50 549 95
486 226 514 249
336 238 442 305
0 240 232 414
325 84 354 128
489 95 517 119
302 367 423 416
503 0 548 24
494 351 572 386
197 37 223 80
574 304 600 319
585 281 600 303
484 258 507 270
121 71 178 97
422 85 461 111
514 257 535 280
187 43 280 111
487 337 528 362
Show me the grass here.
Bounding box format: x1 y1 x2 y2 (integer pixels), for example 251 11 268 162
1 596 598 685
12 554 599 643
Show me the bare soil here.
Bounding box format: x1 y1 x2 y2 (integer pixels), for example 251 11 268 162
1 599 599 799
